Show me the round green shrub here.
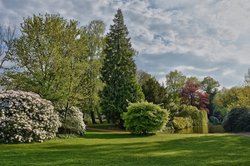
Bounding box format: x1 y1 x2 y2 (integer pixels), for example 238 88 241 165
58 106 86 135
123 102 169 134
0 90 61 143
223 107 250 132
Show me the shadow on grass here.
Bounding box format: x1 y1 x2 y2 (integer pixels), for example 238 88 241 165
84 130 154 139
0 132 250 166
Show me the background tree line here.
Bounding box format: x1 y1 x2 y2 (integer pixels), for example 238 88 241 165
1 10 250 130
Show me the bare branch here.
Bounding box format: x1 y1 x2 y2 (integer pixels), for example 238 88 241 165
0 25 16 68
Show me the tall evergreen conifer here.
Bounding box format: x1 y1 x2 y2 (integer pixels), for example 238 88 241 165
100 9 144 126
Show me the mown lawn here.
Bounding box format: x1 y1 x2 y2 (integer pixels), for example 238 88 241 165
1 131 250 166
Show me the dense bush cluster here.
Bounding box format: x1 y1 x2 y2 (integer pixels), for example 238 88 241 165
223 107 250 132
170 105 208 130
59 106 86 135
172 116 193 130
179 105 208 127
123 102 169 134
0 90 61 143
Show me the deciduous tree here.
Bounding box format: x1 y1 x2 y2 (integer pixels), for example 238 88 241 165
165 70 186 105
201 76 220 115
83 20 105 124
181 81 209 111
2 14 89 112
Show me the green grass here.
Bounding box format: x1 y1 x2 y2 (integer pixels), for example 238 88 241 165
87 123 119 130
1 131 250 166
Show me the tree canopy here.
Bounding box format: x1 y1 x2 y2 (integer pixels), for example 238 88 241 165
2 14 89 110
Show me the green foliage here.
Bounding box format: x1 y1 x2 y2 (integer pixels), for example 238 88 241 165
208 124 224 133
201 76 220 94
213 86 250 115
166 103 208 131
209 116 220 125
165 70 186 105
123 102 169 134
213 86 250 128
165 102 180 121
141 77 161 104
186 76 200 84
2 14 89 109
172 116 193 130
139 71 165 104
179 105 208 127
82 20 105 124
201 76 220 115
100 9 144 125
223 107 250 132
213 108 228 122
137 70 151 85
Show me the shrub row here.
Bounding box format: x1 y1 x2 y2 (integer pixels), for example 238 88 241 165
171 105 208 130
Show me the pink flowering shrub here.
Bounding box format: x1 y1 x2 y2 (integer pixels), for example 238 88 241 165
0 90 61 143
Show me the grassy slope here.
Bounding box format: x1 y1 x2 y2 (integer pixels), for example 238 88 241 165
0 131 250 166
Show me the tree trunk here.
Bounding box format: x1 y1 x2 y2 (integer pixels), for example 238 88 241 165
118 118 125 129
97 110 103 124
90 110 96 124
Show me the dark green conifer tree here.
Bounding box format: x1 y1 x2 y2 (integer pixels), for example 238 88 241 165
100 9 144 126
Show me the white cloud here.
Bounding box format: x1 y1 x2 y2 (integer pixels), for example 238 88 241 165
222 69 235 76
172 66 219 73
0 0 250 87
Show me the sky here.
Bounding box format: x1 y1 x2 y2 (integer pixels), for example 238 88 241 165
0 0 250 88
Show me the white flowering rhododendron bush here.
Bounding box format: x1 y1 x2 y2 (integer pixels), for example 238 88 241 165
59 106 86 135
0 90 61 143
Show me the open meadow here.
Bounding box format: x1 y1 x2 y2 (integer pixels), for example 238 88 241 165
1 131 250 166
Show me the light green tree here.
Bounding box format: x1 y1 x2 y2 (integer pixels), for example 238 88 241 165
165 70 186 105
201 76 220 94
2 14 89 112
83 20 105 124
186 76 200 85
214 86 250 113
